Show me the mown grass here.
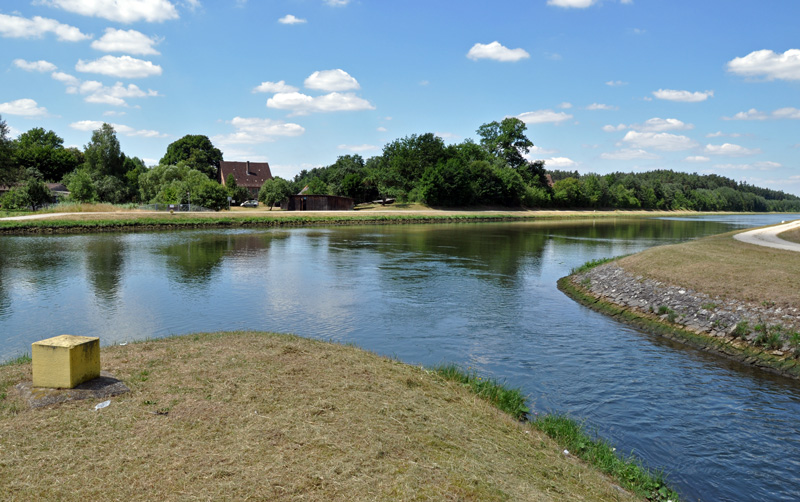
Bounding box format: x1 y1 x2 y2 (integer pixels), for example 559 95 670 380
435 364 679 501
780 227 800 244
0 331 648 501
618 230 800 308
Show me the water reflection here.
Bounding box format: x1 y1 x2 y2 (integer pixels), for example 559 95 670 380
85 235 126 303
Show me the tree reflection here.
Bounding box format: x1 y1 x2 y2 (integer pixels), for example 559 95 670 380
85 235 126 302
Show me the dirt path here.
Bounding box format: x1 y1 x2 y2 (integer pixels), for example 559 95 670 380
733 218 800 252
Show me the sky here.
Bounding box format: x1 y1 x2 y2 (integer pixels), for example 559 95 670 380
1 0 799 194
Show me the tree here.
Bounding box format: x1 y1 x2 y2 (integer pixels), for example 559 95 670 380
14 127 81 182
65 168 97 203
0 115 20 187
0 179 51 210
477 117 533 170
160 135 223 179
84 123 125 178
379 133 450 199
225 173 249 204
258 177 292 210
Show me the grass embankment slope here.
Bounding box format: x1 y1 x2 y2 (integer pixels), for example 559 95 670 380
618 230 800 308
780 227 800 244
1 332 650 501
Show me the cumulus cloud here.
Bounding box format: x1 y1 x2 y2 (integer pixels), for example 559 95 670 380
632 117 693 132
652 89 714 103
685 156 710 162
70 120 166 137
606 80 627 87
324 0 350 6
600 149 660 160
41 0 179 23
0 98 48 117
704 143 761 157
79 81 160 106
338 144 379 152
91 28 161 55
0 13 91 42
304 69 360 91
516 109 573 124
723 108 769 121
76 55 162 78
467 41 530 62
727 49 800 81
545 157 578 167
712 161 781 171
586 103 617 111
603 124 627 132
621 131 697 151
267 92 374 115
214 117 305 145
14 59 57 72
51 71 80 86
253 80 299 93
773 107 800 119
558 102 573 109
706 131 743 138
279 14 306 24
377 126 387 132
547 0 596 7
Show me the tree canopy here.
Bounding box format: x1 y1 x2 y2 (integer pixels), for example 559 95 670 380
160 135 223 179
477 117 533 170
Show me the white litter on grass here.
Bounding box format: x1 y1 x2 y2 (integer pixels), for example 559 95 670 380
94 400 111 411
563 449 569 456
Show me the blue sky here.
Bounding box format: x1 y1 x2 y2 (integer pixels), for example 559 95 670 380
1 0 799 194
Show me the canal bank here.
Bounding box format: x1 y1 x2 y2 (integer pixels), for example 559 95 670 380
559 225 800 380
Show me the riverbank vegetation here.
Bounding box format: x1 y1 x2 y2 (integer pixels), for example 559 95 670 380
0 331 673 501
3 114 799 215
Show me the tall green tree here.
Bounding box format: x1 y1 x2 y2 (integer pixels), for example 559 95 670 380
477 117 533 170
258 177 293 210
160 135 223 179
0 115 20 187
14 127 81 182
84 123 125 178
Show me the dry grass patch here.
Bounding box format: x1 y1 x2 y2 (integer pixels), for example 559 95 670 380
779 227 800 244
0 332 640 501
618 231 800 307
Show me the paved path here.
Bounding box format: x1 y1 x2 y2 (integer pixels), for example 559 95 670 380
733 219 800 252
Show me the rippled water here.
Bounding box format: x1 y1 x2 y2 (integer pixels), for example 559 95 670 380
2 215 799 501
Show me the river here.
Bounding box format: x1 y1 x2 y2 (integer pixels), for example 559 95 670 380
1 214 799 501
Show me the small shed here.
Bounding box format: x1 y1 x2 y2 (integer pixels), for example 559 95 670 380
219 161 273 197
281 195 354 211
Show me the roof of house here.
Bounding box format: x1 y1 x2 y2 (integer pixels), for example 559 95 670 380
219 161 273 189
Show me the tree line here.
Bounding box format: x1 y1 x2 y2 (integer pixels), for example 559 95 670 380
2 113 799 213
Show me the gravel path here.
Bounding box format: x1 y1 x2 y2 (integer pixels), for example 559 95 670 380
733 219 800 252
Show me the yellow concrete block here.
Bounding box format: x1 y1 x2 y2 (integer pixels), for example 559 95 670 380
32 335 100 389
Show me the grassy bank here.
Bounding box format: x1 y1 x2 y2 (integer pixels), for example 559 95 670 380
0 331 675 501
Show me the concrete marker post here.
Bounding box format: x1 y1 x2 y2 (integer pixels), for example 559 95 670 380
32 335 101 389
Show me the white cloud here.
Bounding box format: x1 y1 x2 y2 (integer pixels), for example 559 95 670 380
603 124 627 132
377 126 387 132
91 28 161 55
467 41 530 62
41 0 179 23
605 80 627 87
213 117 305 145
337 144 379 152
558 102 573 109
76 55 162 78
516 109 573 124
652 89 714 103
706 131 742 138
547 0 596 8
704 143 761 157
79 81 160 106
586 103 617 111
69 120 166 137
253 80 299 93
51 71 80 86
621 131 698 151
304 69 360 91
727 49 800 81
529 145 558 155
600 149 660 160
724 108 768 121
0 98 48 117
0 13 91 42
546 157 578 167
435 132 460 140
324 0 350 6
267 92 374 115
712 161 781 171
103 110 126 116
773 107 800 119
632 117 693 132
278 14 306 24
14 59 57 72
685 156 710 163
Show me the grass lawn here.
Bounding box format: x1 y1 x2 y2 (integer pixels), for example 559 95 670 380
779 227 800 244
618 230 800 308
0 331 654 501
